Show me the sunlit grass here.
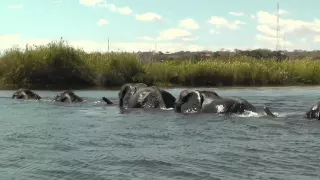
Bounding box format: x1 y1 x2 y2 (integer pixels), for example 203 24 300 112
0 39 319 89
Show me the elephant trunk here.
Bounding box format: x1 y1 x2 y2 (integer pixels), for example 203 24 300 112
174 100 182 113
102 97 113 105
263 106 276 117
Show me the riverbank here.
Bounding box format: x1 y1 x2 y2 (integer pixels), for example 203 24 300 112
1 40 320 90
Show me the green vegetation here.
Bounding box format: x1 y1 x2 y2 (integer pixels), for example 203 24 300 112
0 39 320 90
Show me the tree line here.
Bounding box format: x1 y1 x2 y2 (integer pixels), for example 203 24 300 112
137 49 320 63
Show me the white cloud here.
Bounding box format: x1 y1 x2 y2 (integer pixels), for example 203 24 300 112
99 3 132 15
179 18 199 30
250 14 256 19
136 36 155 41
0 34 51 52
136 12 163 22
80 0 132 15
256 11 320 36
209 30 220 34
301 38 307 42
208 16 245 30
106 42 205 52
97 18 108 26
79 0 103 6
255 34 293 47
0 34 209 53
4 33 314 53
255 10 320 48
279 9 289 15
229 12 245 16
313 36 320 42
117 7 132 15
8 4 23 9
137 28 199 42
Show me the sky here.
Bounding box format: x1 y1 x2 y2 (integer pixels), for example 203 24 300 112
1 0 320 52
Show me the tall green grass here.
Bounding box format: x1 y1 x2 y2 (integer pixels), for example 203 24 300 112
0 39 320 89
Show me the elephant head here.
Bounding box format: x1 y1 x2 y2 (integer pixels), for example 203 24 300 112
125 86 166 109
118 83 147 108
53 91 83 103
12 89 41 100
230 97 257 113
174 89 208 113
305 102 320 120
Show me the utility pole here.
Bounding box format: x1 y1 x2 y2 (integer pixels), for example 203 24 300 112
276 0 280 51
108 38 110 53
283 33 286 51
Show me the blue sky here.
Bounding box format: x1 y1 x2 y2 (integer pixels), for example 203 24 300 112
1 0 320 52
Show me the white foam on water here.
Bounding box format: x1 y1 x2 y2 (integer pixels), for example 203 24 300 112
39 99 52 102
236 110 294 118
161 107 174 111
237 110 262 118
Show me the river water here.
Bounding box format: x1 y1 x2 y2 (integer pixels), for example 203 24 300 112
1 87 320 180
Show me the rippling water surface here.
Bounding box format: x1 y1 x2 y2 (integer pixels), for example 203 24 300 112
1 87 320 180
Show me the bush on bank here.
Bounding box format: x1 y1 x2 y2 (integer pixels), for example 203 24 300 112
0 39 320 89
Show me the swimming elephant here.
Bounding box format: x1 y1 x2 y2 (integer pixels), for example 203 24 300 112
52 90 83 103
117 83 176 109
12 89 41 100
305 102 320 120
174 89 275 116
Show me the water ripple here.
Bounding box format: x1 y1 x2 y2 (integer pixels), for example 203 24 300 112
1 89 320 180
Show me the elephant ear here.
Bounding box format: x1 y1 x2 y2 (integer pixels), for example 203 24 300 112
160 89 176 108
179 90 203 113
118 84 133 100
25 89 41 100
72 92 83 102
118 84 135 107
53 91 65 102
21 91 28 99
64 93 73 103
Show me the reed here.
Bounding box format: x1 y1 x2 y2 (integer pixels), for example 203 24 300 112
0 39 319 89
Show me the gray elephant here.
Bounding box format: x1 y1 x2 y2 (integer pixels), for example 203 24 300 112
117 83 176 109
12 89 41 100
174 89 275 116
305 102 320 119
52 90 84 103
